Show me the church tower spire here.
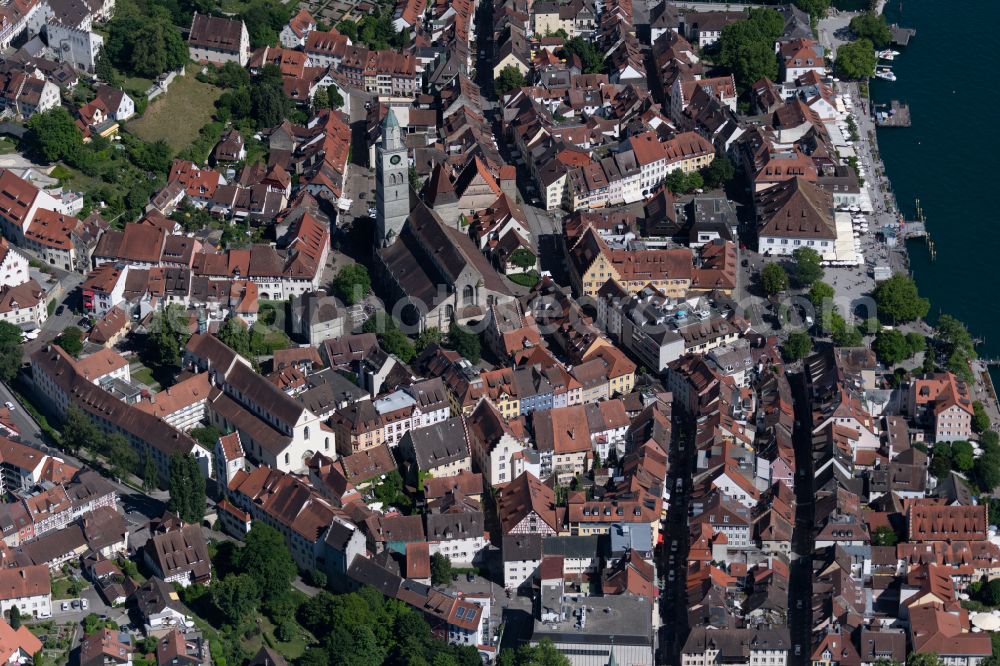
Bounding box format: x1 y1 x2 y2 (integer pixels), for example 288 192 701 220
375 108 409 246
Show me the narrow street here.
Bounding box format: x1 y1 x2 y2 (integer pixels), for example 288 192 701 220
788 371 816 666
658 414 693 664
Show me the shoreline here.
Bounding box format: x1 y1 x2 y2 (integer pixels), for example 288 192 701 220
857 8 1000 433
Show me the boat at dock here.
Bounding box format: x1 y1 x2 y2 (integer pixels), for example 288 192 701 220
875 69 897 82
877 49 900 60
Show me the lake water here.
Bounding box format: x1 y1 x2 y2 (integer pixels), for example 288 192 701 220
871 0 1000 384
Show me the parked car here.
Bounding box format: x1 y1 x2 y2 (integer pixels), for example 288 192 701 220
466 572 475 582
3 401 13 410
81 599 88 610
61 602 68 611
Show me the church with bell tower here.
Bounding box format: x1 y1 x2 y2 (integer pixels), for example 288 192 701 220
375 109 409 246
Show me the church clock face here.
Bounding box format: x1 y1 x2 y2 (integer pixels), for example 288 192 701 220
390 155 402 165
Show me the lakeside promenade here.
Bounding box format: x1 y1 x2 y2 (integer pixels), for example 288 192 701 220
821 16 1000 433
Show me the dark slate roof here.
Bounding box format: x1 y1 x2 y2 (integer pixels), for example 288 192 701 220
403 416 470 471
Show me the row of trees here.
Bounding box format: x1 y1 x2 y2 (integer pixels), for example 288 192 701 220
62 406 139 480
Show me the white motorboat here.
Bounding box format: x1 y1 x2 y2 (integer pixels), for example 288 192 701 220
877 49 897 60
875 69 897 82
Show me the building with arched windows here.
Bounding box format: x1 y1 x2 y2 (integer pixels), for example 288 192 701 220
375 200 516 332
184 333 330 474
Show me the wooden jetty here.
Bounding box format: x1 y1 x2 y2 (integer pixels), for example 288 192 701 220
902 199 935 260
890 25 916 46
875 101 911 127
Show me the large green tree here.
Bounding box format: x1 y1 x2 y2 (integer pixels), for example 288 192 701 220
430 553 452 586
561 37 605 74
761 263 789 295
447 322 481 363
791 247 824 287
873 329 912 366
835 39 878 80
783 331 813 361
168 453 205 524
107 433 138 480
973 401 991 433
217 318 251 358
494 66 527 95
872 274 929 324
850 13 891 47
142 451 159 491
665 169 703 195
718 9 784 91
332 264 372 306
26 108 83 163
54 326 84 358
808 281 835 308
701 156 735 189
63 405 99 453
105 3 187 78
506 639 572 666
935 314 977 382
235 523 297 603
830 313 863 347
211 573 259 626
975 436 1000 492
240 0 293 48
793 0 829 17
250 81 288 129
363 314 415 364
951 440 975 472
414 327 444 353
871 526 897 546
929 442 953 479
0 322 22 383
147 305 188 368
